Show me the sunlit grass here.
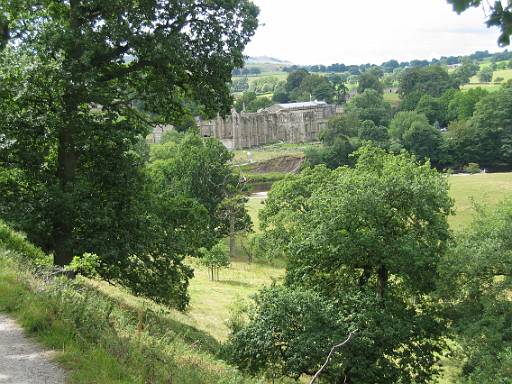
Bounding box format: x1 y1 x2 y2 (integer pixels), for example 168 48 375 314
448 173 512 230
232 142 312 165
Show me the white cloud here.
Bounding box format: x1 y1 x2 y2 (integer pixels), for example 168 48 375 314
244 0 504 65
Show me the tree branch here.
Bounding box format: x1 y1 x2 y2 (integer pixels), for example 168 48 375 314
309 330 358 384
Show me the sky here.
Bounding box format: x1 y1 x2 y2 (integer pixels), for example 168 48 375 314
244 0 505 65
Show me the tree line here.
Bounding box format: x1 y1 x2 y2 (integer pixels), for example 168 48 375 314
282 49 512 75
297 63 512 172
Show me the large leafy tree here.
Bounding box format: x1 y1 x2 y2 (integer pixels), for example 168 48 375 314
446 87 488 122
357 70 383 94
402 120 444 164
149 132 251 250
389 110 430 141
227 286 351 381
399 66 457 110
345 89 391 126
0 1 258 307
305 113 360 169
438 200 512 382
234 147 453 383
469 87 512 167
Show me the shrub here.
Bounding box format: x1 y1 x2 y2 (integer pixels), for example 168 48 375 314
464 162 480 174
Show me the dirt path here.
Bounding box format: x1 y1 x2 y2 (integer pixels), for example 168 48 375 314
0 314 66 384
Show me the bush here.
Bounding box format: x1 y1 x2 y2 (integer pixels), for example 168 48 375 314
464 162 480 174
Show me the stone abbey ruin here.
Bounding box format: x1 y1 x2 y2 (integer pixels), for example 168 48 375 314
199 101 337 149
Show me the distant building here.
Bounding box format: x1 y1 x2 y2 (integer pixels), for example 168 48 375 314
199 101 336 150
149 124 173 144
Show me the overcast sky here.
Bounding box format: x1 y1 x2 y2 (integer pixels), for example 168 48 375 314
244 0 505 65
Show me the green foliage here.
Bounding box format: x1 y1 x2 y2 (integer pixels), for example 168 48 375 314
290 73 335 103
389 110 430 140
258 166 332 261
345 89 392 126
402 120 444 163
305 113 360 169
149 132 250 251
357 71 383 94
445 120 485 168
248 76 280 94
0 0 259 308
271 81 289 103
234 92 273 112
199 242 231 281
226 286 351 381
446 88 489 121
399 66 457 110
415 94 444 124
469 87 512 167
463 162 481 174
230 77 250 93
451 59 479 85
357 120 389 147
67 253 101 278
478 66 494 82
255 146 453 383
281 70 337 103
438 199 512 382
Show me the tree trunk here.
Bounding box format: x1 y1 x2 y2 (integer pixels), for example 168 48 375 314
53 125 77 266
53 0 81 266
377 265 388 299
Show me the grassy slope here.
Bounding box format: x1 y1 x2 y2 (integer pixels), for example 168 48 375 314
0 253 260 384
2 172 511 383
0 223 264 384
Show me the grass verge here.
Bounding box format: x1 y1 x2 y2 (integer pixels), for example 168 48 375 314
0 247 260 384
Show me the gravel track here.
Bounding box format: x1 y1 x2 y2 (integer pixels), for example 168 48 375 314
0 314 66 384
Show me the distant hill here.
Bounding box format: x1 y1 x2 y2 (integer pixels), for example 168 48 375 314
246 56 293 65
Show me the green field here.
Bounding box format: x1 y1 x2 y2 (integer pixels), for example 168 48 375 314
448 173 512 229
464 64 512 91
383 91 400 105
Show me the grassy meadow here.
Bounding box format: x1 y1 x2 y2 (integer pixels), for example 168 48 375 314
448 172 512 229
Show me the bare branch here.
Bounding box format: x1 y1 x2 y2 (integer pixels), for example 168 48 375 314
309 330 358 384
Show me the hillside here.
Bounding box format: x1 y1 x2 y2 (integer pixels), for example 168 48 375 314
2 171 511 382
